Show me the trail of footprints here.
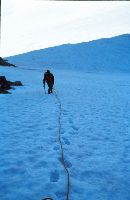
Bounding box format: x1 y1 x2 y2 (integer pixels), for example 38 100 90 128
50 109 78 185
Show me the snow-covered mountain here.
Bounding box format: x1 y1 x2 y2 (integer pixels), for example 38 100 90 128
1 34 130 200
7 34 130 73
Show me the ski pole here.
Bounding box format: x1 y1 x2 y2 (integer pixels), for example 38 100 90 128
43 84 46 94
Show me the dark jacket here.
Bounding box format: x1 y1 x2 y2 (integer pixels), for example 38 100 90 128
43 72 54 85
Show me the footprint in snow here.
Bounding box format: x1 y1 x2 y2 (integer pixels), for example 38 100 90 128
62 137 70 145
68 127 78 135
47 127 53 131
33 160 47 169
62 109 68 116
53 145 60 151
55 191 66 198
64 160 72 168
72 125 79 131
58 157 72 168
50 170 59 182
69 118 73 124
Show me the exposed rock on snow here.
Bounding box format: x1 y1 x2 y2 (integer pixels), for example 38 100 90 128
0 76 23 94
0 57 16 67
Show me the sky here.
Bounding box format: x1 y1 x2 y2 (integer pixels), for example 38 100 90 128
1 0 130 57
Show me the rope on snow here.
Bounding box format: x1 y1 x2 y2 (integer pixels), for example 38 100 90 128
13 66 70 199
53 88 70 200
42 88 70 200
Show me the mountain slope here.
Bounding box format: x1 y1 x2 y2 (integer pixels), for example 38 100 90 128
1 34 130 200
0 65 130 200
6 34 130 73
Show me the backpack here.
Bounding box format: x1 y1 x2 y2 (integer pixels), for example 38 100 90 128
45 73 53 83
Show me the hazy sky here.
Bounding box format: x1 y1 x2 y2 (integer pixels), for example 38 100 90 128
1 0 130 57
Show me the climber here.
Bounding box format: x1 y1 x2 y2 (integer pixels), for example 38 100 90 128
43 70 54 94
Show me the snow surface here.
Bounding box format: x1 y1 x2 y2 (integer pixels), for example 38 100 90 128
0 35 130 200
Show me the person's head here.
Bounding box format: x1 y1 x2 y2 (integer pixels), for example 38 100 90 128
46 70 50 73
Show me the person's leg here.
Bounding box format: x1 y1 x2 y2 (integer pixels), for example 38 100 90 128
48 83 53 93
48 83 53 94
48 88 50 94
47 82 50 94
50 83 53 93
50 86 52 93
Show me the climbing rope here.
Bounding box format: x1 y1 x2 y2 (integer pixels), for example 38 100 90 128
42 88 70 200
53 88 70 200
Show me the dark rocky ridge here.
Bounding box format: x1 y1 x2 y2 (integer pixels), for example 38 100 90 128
0 76 23 94
0 57 16 67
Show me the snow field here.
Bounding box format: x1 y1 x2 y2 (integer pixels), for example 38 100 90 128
57 70 130 200
0 67 66 200
0 66 130 200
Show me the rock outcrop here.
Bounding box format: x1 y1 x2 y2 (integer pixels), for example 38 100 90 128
0 76 23 94
0 57 16 67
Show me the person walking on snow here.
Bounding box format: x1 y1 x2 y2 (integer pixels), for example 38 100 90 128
43 70 54 94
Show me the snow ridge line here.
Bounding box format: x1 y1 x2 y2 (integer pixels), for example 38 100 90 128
15 67 43 72
53 88 70 200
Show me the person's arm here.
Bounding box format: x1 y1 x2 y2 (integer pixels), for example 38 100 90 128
43 73 46 87
52 75 54 85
